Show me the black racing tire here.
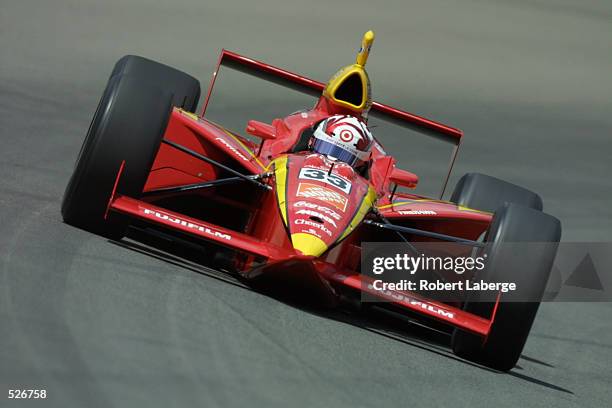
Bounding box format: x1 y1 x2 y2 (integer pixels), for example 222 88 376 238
451 203 561 371
61 74 174 239
451 173 543 213
109 55 201 112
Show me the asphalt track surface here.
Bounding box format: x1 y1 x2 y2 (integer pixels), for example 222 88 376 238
1 1 611 407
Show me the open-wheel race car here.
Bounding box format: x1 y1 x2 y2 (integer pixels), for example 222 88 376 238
61 31 561 371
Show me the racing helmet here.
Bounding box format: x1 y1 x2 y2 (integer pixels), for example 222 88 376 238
311 115 374 167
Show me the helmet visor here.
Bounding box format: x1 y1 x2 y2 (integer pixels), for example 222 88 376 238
311 138 359 166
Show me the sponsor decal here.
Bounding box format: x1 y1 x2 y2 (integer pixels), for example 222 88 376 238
367 283 454 318
298 167 351 194
296 183 349 212
303 228 323 239
409 299 454 318
142 208 232 240
295 209 338 228
398 210 437 215
215 137 249 162
294 201 341 220
295 218 332 236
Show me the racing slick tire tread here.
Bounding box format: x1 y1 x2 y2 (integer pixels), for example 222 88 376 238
451 173 543 213
109 55 201 112
61 74 173 239
451 203 561 371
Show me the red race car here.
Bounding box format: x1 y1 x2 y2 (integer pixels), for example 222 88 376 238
62 31 561 371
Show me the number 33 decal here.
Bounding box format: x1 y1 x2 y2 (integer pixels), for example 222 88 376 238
298 168 352 194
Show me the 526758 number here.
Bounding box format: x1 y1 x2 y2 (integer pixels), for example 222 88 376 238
8 389 47 399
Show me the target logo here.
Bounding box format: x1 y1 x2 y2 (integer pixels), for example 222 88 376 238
339 129 354 142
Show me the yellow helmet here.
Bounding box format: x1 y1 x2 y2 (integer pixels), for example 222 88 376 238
322 31 375 116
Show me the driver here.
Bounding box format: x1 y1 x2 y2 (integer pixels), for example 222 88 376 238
310 115 374 168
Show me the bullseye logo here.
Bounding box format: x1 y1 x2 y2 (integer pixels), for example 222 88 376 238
339 129 354 142
317 115 374 153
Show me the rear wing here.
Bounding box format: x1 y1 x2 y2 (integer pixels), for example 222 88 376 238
200 49 463 197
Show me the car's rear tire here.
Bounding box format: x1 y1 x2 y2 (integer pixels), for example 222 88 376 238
109 55 201 112
451 203 561 371
451 173 543 213
61 75 174 238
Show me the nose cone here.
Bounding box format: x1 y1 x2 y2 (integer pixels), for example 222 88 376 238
271 154 376 259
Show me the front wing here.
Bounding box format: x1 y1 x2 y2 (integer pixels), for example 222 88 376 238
107 189 498 338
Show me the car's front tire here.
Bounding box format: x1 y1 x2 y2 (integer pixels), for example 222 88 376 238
109 55 201 112
61 75 173 238
62 56 201 239
451 203 561 371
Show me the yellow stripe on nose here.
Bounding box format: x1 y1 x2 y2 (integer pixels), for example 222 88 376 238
291 233 328 257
